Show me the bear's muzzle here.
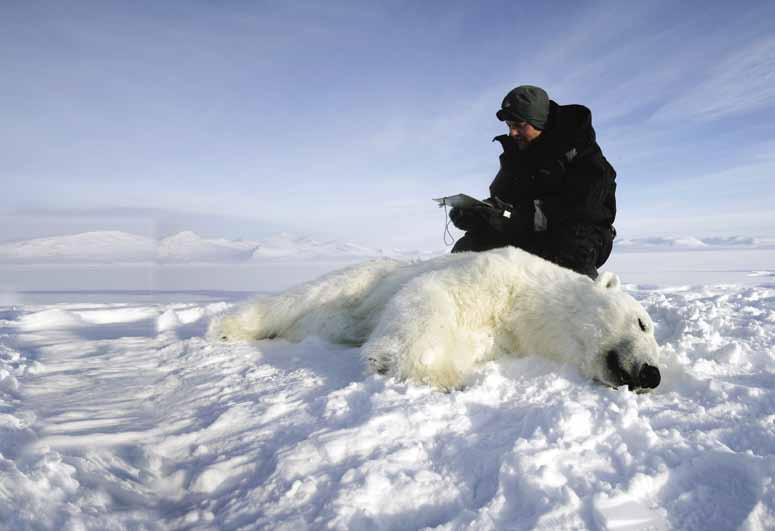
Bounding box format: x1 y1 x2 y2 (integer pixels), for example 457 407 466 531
606 350 661 391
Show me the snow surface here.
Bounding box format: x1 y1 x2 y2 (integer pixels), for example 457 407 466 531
2 244 775 530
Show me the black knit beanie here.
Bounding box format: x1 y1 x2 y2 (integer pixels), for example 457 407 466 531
496 85 550 130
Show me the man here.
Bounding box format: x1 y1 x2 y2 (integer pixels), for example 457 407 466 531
450 85 617 279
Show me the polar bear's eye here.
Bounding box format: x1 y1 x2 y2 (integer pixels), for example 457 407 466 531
638 318 648 332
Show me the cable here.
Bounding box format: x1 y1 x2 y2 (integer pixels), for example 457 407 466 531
442 202 456 246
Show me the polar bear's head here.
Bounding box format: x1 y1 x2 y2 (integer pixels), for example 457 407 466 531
582 272 661 392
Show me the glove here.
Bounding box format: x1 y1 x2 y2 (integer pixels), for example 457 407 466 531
476 196 515 233
450 197 516 233
449 206 485 231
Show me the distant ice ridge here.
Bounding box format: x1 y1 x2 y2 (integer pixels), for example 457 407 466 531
0 230 436 264
0 231 157 263
251 232 386 259
158 231 258 262
2 230 773 265
615 235 775 251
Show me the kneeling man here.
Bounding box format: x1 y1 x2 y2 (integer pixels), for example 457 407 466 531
451 85 617 279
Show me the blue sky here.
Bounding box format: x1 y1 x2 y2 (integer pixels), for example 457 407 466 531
2 0 774 249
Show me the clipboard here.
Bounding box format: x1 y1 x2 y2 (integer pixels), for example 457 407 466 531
432 194 492 209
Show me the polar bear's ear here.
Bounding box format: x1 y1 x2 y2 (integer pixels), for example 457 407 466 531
597 271 620 290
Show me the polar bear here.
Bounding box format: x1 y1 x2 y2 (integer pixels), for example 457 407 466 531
209 247 661 391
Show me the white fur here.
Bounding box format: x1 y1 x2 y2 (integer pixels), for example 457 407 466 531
209 247 659 390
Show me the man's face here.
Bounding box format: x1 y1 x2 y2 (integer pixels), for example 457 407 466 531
506 120 542 149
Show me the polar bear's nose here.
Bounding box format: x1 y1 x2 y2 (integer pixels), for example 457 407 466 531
639 364 661 389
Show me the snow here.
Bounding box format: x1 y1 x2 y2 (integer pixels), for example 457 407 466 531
1 236 775 529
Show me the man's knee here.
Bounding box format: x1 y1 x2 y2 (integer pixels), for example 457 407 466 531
543 243 599 279
451 234 477 253
451 232 508 254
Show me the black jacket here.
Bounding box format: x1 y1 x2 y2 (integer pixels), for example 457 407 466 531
453 101 616 278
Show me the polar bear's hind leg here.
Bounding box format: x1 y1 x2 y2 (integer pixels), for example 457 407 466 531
208 304 270 342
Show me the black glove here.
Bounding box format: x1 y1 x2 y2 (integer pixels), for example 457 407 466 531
450 197 516 233
476 196 516 233
449 206 485 231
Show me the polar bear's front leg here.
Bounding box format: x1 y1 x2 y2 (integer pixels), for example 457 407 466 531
361 280 496 390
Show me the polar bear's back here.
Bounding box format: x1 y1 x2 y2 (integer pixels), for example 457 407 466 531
212 247 583 348
210 258 400 342
306 252 480 343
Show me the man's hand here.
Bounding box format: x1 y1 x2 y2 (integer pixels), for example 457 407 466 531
477 196 515 233
483 196 514 214
449 207 484 231
450 197 516 233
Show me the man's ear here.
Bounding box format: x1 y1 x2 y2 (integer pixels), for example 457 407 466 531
596 271 620 290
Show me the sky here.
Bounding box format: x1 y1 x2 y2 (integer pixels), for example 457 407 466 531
2 0 775 250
